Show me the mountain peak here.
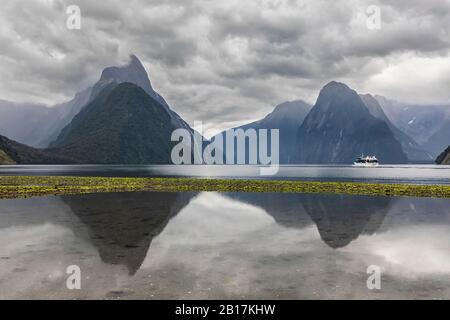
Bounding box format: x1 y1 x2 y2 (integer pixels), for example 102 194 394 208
296 81 408 164
127 54 149 75
91 54 191 130
272 100 311 114
99 54 153 94
129 53 141 64
359 93 389 121
325 80 343 86
313 81 365 116
320 81 356 97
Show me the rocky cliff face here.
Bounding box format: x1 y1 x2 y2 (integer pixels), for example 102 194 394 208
436 146 450 164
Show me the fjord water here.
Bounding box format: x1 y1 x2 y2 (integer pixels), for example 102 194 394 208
1 164 450 184
1 191 450 299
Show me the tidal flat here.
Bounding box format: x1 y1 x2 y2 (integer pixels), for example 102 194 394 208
1 176 450 199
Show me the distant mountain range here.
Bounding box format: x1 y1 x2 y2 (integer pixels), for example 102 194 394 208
0 55 449 165
214 100 312 164
360 94 433 162
375 96 450 157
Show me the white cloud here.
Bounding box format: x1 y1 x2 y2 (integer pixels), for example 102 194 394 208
366 54 450 104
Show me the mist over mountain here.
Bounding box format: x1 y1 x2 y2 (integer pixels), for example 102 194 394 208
92 54 191 131
295 81 408 164
0 100 50 147
0 88 95 148
93 54 154 97
45 54 202 164
41 87 94 147
0 55 191 149
375 96 450 144
0 81 92 148
375 95 450 154
0 55 201 165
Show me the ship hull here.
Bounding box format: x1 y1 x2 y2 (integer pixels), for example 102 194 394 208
353 162 379 167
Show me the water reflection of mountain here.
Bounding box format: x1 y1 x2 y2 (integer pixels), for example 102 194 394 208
63 191 390 263
223 193 313 229
61 192 197 274
225 193 392 248
301 194 391 248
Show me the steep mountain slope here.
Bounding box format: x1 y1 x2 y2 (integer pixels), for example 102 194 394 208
0 135 73 164
37 87 93 147
295 82 407 164
375 95 450 146
214 100 311 163
0 149 15 165
436 146 450 164
91 54 191 131
360 94 433 162
425 121 450 156
50 82 186 164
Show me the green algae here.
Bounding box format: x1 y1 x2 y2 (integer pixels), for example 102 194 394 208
0 176 449 199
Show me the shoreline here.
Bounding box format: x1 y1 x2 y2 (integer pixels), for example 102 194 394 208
1 176 450 199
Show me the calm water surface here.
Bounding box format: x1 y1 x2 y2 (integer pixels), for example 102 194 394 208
1 191 449 299
1 164 450 184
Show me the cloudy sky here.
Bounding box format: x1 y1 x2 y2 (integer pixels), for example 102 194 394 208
1 0 450 134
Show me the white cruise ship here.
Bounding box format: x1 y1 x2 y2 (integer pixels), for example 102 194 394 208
353 155 379 167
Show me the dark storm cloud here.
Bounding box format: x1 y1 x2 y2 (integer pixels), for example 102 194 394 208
1 0 450 133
